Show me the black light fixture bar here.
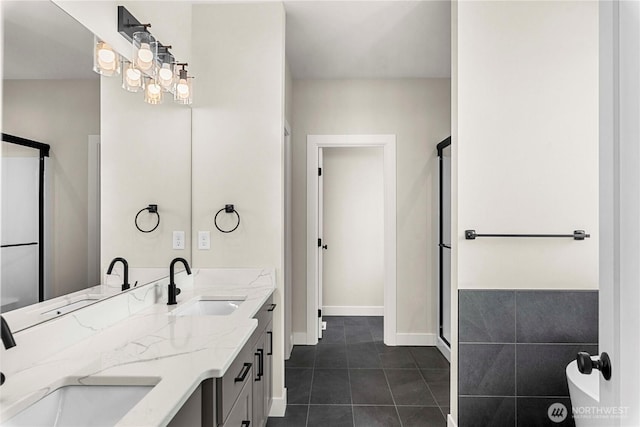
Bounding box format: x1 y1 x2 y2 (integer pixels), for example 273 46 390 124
117 6 151 42
465 230 590 240
117 6 173 58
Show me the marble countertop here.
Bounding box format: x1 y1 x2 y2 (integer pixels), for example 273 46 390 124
3 267 171 332
0 268 275 426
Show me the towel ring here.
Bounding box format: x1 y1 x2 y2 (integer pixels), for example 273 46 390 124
135 204 160 233
214 204 240 233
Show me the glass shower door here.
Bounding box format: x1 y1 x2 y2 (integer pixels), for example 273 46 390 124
1 137 48 311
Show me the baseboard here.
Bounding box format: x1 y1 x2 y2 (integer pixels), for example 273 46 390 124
286 335 293 359
395 333 437 346
436 336 451 362
447 414 457 427
322 306 384 316
269 389 287 417
292 332 307 345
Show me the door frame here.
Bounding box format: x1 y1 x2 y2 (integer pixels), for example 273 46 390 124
599 0 639 423
306 134 397 345
284 121 293 359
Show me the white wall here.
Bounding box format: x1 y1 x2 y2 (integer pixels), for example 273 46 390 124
452 1 600 422
456 1 599 291
322 147 384 312
190 2 286 413
100 75 192 269
292 79 451 336
285 61 293 126
3 79 100 297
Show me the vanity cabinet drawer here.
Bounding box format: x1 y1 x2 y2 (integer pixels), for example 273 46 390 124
221 374 252 427
216 343 253 426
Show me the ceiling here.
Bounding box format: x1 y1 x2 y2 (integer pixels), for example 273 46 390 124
2 0 96 80
1 1 450 81
284 1 451 79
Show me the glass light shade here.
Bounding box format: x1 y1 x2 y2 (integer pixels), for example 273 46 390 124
93 37 120 76
132 32 157 73
174 77 193 105
144 77 163 105
158 62 175 92
122 61 145 92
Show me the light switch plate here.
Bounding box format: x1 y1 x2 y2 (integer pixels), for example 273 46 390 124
198 231 210 250
173 231 185 250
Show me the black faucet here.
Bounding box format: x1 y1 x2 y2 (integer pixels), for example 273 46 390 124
107 257 130 291
168 257 191 305
1 315 16 385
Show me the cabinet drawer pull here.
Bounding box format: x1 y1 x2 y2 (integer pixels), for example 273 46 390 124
255 351 262 381
255 348 264 380
267 331 273 356
267 303 277 312
234 363 252 383
241 421 251 427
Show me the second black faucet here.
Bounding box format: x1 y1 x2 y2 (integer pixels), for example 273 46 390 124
107 257 130 291
168 257 191 305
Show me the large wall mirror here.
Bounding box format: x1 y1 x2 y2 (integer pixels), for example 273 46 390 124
2 1 100 311
1 1 192 325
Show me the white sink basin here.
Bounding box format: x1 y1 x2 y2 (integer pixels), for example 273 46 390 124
173 298 244 316
2 385 153 426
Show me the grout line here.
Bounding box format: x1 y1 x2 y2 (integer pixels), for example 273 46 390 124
381 364 403 427
304 347 316 427
414 354 444 414
514 291 518 426
346 330 356 427
459 342 599 345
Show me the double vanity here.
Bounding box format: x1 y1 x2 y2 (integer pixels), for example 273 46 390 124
0 268 276 427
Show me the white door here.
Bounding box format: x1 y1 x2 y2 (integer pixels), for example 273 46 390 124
317 147 324 339
599 2 639 425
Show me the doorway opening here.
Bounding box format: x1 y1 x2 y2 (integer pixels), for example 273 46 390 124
306 134 397 345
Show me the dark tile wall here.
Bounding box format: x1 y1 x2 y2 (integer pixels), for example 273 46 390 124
458 290 598 427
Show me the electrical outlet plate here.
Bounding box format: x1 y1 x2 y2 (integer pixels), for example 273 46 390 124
173 231 185 250
198 231 210 250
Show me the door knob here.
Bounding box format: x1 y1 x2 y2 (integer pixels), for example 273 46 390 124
577 351 612 380
322 244 328 250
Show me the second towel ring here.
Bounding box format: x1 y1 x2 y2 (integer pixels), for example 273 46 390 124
135 204 160 233
214 204 241 233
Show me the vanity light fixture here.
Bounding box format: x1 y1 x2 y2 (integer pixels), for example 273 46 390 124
122 60 145 92
98 5 193 105
144 76 164 105
157 46 176 92
174 64 193 105
132 31 157 72
93 36 120 76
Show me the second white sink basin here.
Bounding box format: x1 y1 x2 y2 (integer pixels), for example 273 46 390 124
173 298 244 316
2 385 153 427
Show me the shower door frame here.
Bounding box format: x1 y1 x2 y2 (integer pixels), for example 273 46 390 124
2 133 50 303
437 136 452 350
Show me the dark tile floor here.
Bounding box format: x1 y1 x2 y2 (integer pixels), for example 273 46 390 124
267 316 450 427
